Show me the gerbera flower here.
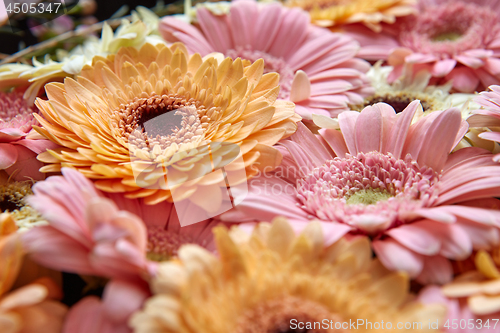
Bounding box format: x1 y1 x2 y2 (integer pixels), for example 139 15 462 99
351 0 500 93
440 249 500 317
0 181 46 230
468 85 500 162
22 168 228 285
160 0 373 119
0 91 58 182
33 42 299 208
419 284 499 333
130 218 444 333
64 280 149 333
354 62 475 117
224 101 500 284
0 213 67 333
285 0 416 31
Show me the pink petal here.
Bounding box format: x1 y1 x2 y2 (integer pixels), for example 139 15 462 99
416 256 453 285
417 108 463 171
354 105 383 153
455 55 484 68
385 221 441 256
319 128 348 158
372 238 424 278
338 111 360 155
0 143 18 169
445 67 480 93
432 59 457 77
267 8 309 59
196 7 232 52
385 100 419 158
229 1 258 48
252 3 283 52
102 280 149 324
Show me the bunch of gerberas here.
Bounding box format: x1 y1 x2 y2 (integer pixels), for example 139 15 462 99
3 0 500 331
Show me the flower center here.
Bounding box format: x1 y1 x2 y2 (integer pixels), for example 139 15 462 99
345 189 393 205
0 181 44 229
357 93 435 114
0 181 32 213
0 91 37 132
146 226 195 261
399 2 500 56
113 94 218 150
431 31 462 42
226 47 295 99
235 296 346 333
296 152 439 235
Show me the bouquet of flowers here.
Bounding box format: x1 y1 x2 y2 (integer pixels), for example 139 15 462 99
1 0 500 331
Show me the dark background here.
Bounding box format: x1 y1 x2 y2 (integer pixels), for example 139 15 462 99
1 0 178 55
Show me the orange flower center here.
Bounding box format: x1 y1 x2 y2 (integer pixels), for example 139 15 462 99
235 296 346 333
112 93 219 150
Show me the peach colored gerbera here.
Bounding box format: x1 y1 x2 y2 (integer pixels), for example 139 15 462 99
160 0 374 120
130 218 444 333
22 168 227 286
285 0 416 31
350 0 500 93
0 91 58 183
0 213 67 333
440 249 500 318
223 101 500 284
33 42 299 208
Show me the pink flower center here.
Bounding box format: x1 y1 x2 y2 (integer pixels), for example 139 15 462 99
226 47 295 99
399 2 500 57
296 152 440 235
146 226 195 261
0 91 38 132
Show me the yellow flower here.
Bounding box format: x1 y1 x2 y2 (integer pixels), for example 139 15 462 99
34 43 299 207
442 249 500 316
130 218 444 332
285 0 416 31
0 213 66 333
0 8 164 104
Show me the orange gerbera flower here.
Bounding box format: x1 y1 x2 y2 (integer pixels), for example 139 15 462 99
285 0 416 31
34 43 300 208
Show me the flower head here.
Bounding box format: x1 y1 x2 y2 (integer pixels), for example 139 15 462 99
130 218 444 333
22 168 228 285
0 91 58 182
226 101 500 284
285 0 416 31
160 0 373 119
34 43 299 207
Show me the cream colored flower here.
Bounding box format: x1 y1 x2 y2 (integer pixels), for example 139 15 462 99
0 7 163 104
130 218 444 333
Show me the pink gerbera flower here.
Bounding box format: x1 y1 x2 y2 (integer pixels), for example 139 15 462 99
0 91 57 182
159 0 374 119
468 85 500 162
22 168 224 286
349 0 500 93
224 101 500 284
